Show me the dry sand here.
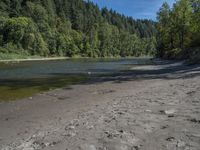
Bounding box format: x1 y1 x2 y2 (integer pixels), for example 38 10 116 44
0 57 69 63
0 61 200 150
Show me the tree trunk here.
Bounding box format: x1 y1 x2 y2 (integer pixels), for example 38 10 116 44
170 32 174 49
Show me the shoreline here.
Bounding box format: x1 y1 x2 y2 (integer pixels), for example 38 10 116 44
0 57 70 63
0 56 153 63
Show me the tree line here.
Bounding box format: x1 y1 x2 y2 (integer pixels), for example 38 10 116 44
157 0 200 61
0 0 157 58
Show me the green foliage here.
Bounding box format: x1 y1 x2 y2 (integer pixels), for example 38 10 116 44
157 0 200 61
0 0 157 58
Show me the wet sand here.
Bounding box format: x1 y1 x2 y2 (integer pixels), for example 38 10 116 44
0 61 200 150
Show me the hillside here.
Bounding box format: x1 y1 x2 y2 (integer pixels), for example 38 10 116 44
0 0 157 58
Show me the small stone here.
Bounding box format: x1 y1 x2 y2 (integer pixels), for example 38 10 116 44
188 118 200 124
145 110 152 113
119 130 124 133
177 140 185 148
168 115 175 118
164 109 176 115
161 125 168 129
44 142 50 147
87 72 92 75
160 109 176 115
166 137 175 141
66 131 76 137
117 112 124 115
68 126 75 130
133 145 140 150
86 125 94 130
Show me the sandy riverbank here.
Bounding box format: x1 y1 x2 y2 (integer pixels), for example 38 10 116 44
0 56 153 63
0 61 200 150
0 57 70 63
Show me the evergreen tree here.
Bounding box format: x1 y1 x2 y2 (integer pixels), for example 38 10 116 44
0 0 157 58
157 0 200 60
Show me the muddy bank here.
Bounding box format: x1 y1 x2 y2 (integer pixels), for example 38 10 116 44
0 62 200 150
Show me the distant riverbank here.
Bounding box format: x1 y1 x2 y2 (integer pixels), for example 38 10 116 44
0 57 70 63
0 56 153 63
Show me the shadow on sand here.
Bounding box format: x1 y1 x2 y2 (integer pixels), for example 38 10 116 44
84 61 200 84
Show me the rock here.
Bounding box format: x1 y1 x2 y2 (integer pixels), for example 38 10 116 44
70 119 80 126
104 131 120 139
160 109 176 115
188 118 200 124
161 125 169 129
168 114 175 118
88 72 92 75
133 146 140 150
79 144 96 150
66 131 76 137
145 110 152 113
177 140 186 148
164 109 176 115
166 137 175 142
68 126 75 130
49 141 59 146
86 125 94 130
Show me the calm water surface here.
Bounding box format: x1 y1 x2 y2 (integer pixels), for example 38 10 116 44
0 58 152 101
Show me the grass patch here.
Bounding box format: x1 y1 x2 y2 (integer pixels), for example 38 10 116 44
0 52 29 60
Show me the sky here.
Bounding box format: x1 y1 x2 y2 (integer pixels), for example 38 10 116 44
87 0 176 20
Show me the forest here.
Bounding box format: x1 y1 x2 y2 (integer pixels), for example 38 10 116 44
157 0 200 62
1 0 199 61
0 0 157 58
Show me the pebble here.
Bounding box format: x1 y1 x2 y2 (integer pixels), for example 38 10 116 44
66 131 76 137
145 110 152 113
177 140 186 148
166 137 175 142
160 109 176 115
165 109 176 115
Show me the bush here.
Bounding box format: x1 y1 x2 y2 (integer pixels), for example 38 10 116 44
165 48 182 59
188 47 200 64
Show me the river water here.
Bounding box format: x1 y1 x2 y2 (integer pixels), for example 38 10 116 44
0 58 152 101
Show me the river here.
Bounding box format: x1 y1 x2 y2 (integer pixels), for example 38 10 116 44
0 58 152 101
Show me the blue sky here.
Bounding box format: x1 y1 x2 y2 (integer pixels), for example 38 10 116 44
87 0 176 20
